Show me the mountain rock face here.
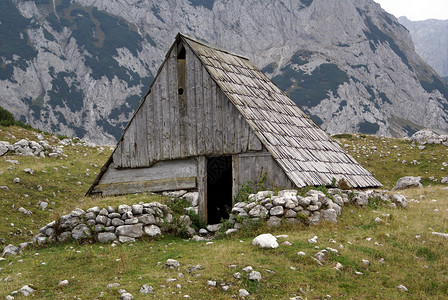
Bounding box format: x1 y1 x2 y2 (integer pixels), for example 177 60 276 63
1 0 448 144
399 17 448 78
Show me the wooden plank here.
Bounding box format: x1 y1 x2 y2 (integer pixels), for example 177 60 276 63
112 141 122 168
99 158 197 184
220 90 231 152
196 56 205 155
186 46 197 157
213 80 223 152
95 177 197 196
169 49 180 158
161 58 171 159
203 65 214 153
146 93 155 163
232 154 239 203
135 104 148 166
197 156 207 223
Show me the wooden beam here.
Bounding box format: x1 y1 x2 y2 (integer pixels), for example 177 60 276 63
93 177 197 196
197 156 207 223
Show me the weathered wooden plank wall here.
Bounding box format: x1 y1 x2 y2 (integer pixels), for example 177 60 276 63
236 152 294 191
112 40 263 169
93 158 197 196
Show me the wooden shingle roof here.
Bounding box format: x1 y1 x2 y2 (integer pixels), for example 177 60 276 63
180 33 381 188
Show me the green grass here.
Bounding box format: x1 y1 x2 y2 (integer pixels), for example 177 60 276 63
0 126 447 299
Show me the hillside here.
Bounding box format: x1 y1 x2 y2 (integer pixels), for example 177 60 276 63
0 125 447 298
1 0 448 144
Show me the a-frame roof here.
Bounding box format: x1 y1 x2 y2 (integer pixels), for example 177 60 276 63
87 33 381 195
179 33 381 188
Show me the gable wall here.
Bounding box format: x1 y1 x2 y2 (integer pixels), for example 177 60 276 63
112 41 262 169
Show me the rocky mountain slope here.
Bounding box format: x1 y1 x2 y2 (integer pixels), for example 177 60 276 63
1 0 448 144
399 17 448 78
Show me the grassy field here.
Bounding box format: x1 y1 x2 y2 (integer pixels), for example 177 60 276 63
0 126 447 299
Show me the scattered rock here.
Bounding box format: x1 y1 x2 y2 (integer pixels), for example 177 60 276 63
2 244 19 257
18 285 36 296
248 271 262 281
392 176 423 190
239 289 250 297
58 280 69 287
165 259 181 269
206 280 216 287
390 194 408 208
139 284 154 294
396 285 408 292
308 236 318 243
252 234 279 249
432 232 448 239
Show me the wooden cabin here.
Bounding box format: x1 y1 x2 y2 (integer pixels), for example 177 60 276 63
87 33 381 223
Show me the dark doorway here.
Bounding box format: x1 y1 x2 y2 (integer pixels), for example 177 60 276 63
207 156 233 224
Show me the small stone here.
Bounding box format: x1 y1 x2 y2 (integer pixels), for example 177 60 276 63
225 229 238 235
144 225 162 237
120 292 134 300
165 259 181 269
396 285 408 292
18 285 35 296
362 259 370 267
297 251 306 256
242 266 254 273
24 168 34 174
252 234 278 249
58 279 69 287
132 204 143 215
206 224 221 232
233 272 241 279
98 232 117 243
333 262 343 271
248 271 262 281
206 280 216 287
139 284 154 294
2 244 19 257
308 236 318 243
13 177 20 183
239 289 250 297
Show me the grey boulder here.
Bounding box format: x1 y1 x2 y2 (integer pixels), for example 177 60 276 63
392 176 423 190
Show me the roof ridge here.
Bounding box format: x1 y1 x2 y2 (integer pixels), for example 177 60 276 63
177 32 250 61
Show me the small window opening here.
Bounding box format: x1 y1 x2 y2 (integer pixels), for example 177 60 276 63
177 46 186 60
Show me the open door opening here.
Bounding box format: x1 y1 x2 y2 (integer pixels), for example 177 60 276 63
207 156 233 224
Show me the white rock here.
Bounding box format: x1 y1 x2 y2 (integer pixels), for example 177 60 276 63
242 266 253 273
392 176 423 190
165 259 181 269
58 280 69 287
396 285 408 292
18 285 35 296
252 234 278 249
239 289 250 297
206 280 216 286
248 271 262 281
432 232 448 239
2 244 19 257
308 235 318 243
297 251 306 256
139 284 154 294
144 225 162 237
333 262 343 271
